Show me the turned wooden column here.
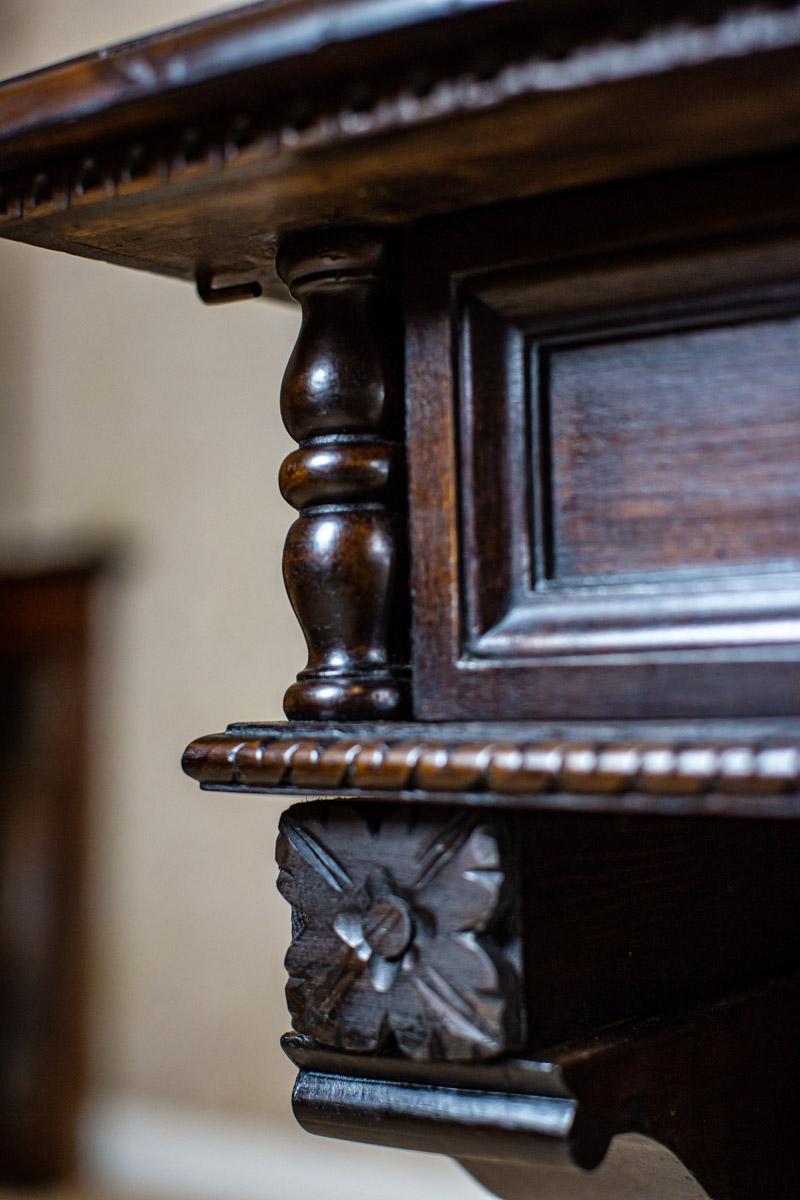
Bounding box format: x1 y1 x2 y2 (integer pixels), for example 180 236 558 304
276 229 409 720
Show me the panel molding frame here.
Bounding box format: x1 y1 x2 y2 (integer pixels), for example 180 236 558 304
405 157 800 720
464 265 800 660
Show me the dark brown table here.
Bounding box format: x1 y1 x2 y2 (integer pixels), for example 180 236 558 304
3 3 800 1195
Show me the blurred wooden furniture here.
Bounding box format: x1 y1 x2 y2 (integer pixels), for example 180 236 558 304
0 561 99 1185
3 3 800 1196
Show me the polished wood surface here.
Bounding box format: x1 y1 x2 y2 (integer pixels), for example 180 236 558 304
284 973 800 1200
277 229 409 719
548 316 800 579
4 3 800 297
183 718 800 817
275 799 800 1052
5 2 800 1196
407 154 800 720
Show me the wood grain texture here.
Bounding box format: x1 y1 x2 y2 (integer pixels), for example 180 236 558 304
276 228 409 719
5 5 800 297
276 799 800 1058
514 810 800 1047
407 156 800 721
5 0 784 159
547 316 800 580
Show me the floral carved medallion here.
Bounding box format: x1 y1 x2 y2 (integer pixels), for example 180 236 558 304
276 801 523 1061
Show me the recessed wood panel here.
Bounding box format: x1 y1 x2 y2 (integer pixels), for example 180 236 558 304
406 159 800 720
544 315 800 581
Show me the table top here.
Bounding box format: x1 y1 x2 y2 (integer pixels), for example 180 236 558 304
3 0 800 298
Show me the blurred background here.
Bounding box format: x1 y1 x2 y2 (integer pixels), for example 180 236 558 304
0 2 482 1197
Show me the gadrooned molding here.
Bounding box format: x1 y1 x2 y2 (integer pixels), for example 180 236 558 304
183 729 800 805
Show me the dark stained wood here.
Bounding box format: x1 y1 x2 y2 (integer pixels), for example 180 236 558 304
287 1046 597 1174
407 155 800 721
515 810 800 1047
0 561 100 1185
5 4 800 297
274 800 800 1065
276 800 522 1059
6 0 779 162
283 973 800 1200
547 316 800 580
0 0 604 157
277 228 409 719
182 719 800 818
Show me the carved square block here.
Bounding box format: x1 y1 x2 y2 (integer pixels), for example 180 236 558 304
276 801 523 1061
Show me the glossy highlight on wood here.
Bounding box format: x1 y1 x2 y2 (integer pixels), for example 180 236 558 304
182 721 800 816
276 229 409 720
408 159 800 721
283 972 800 1200
6 4 800 300
8 3 800 1196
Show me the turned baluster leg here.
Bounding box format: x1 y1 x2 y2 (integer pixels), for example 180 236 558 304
276 229 409 720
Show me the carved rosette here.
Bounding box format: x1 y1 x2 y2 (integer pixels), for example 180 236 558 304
276 229 409 720
276 801 522 1061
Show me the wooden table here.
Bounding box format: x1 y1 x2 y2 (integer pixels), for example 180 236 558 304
3 3 800 1196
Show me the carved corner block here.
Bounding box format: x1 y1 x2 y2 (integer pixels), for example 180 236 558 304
276 801 523 1061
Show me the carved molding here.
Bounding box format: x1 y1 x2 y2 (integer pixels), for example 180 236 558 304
4 5 800 236
276 801 522 1060
184 729 800 805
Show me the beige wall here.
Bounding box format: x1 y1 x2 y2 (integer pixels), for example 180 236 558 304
0 11 487 1198
0 0 307 1121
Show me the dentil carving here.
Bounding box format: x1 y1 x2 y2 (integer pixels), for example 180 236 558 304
276 801 522 1061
